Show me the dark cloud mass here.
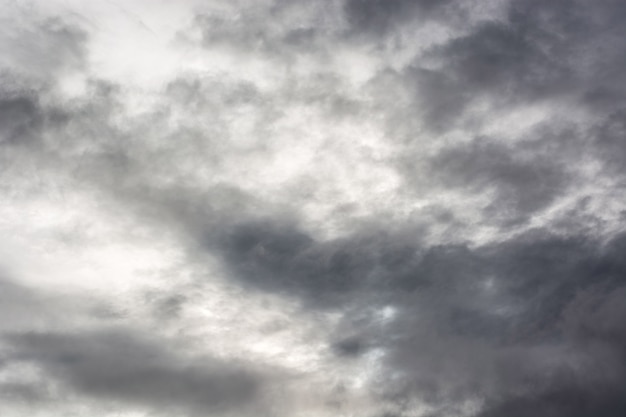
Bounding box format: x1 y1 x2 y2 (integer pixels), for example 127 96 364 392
344 0 453 36
2 0 626 416
3 329 261 414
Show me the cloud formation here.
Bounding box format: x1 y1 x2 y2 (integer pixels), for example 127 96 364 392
4 329 261 414
2 1 626 416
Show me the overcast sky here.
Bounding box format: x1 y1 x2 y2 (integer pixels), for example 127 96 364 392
1 0 626 416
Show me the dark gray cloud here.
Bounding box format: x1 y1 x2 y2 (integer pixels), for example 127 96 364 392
344 0 454 37
2 329 262 415
0 95 43 145
476 389 626 417
594 109 626 175
212 219 624 316
209 214 626 416
400 0 626 133
372 233 626 416
424 135 572 223
210 218 626 342
378 0 626 227
209 220 426 307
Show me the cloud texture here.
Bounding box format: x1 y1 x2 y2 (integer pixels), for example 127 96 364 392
1 0 626 416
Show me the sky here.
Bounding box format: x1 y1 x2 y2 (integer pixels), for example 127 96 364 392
1 0 626 416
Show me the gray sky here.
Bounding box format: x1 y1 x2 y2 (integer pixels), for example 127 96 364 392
1 1 626 416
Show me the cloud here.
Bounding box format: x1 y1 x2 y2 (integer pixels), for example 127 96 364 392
3 1 626 416
400 0 626 133
206 213 626 415
594 109 626 175
2 329 262 415
359 232 626 416
343 0 454 36
0 14 87 84
423 137 570 222
209 219 428 308
0 95 43 146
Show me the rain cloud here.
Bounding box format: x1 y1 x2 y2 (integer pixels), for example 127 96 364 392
1 1 626 416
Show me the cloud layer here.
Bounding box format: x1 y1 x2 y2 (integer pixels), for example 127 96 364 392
1 0 626 416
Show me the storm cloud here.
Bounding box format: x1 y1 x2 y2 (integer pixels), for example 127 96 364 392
1 0 626 416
